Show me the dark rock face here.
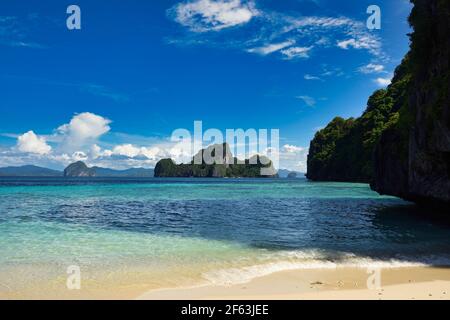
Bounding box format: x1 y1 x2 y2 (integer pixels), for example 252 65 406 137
63 161 96 177
372 0 450 207
154 143 277 178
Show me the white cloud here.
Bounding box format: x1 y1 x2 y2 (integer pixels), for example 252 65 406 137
337 39 358 49
374 77 392 87
169 3 384 60
171 0 258 32
109 144 171 160
277 144 308 172
58 112 111 141
71 151 88 162
304 74 321 81
281 46 312 59
90 144 103 159
337 36 381 55
358 63 385 74
247 40 293 55
57 112 111 149
283 16 355 32
17 131 52 155
112 144 141 158
296 95 316 107
282 144 305 154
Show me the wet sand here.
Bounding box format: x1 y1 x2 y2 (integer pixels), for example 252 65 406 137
2 266 450 300
138 266 450 300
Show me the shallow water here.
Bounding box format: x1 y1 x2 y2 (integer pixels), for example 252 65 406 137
1 177 449 295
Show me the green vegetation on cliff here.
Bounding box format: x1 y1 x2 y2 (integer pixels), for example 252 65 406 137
306 59 412 183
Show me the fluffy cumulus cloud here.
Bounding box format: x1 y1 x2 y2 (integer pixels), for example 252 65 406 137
171 0 258 32
3 113 113 168
17 131 52 155
57 112 111 148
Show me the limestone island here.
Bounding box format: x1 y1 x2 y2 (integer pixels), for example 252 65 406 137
154 143 277 178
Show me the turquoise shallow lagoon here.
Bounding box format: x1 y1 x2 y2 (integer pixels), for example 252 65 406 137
1 178 450 297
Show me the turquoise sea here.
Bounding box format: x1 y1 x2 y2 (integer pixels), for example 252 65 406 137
1 177 450 297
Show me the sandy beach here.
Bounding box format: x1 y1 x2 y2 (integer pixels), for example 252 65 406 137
2 265 450 300
138 267 450 300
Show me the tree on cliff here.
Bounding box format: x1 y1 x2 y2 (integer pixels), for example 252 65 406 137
306 59 411 183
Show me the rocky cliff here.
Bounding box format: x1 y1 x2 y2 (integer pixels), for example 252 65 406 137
371 0 450 207
307 0 449 208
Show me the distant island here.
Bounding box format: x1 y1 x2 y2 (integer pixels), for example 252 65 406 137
0 163 154 178
277 169 302 179
63 161 155 177
154 143 277 178
0 165 62 177
307 0 449 207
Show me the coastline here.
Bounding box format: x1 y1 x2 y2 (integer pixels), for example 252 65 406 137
138 266 450 300
4 265 450 300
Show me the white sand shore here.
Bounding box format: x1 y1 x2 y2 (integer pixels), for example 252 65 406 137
138 267 450 300
2 266 450 300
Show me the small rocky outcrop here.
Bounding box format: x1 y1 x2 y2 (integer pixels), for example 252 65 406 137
63 161 96 177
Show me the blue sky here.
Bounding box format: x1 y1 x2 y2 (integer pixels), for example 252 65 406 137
0 0 413 171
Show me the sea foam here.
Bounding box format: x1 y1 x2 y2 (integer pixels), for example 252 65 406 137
202 250 450 286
